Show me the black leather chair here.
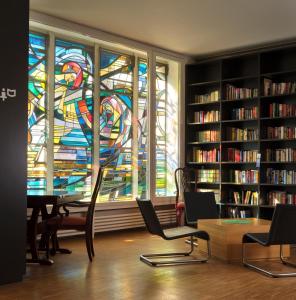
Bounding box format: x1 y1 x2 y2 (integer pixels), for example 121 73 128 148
136 198 211 267
184 191 219 226
242 204 296 277
183 191 218 246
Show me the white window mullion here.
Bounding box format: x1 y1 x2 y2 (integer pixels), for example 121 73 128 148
132 55 139 200
148 51 156 201
46 32 55 192
92 44 100 192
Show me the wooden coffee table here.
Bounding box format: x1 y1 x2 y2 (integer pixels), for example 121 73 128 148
198 218 289 263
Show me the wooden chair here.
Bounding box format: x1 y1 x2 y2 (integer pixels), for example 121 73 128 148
47 166 104 261
174 167 197 225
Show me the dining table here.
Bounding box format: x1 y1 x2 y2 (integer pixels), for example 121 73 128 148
27 190 85 265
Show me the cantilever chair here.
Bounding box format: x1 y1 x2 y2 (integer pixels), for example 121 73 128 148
242 204 296 277
136 198 211 267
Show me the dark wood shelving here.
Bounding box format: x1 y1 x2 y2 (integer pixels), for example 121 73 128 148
221 98 258 103
222 119 258 123
186 43 296 219
187 162 220 165
189 80 220 87
187 121 220 126
188 101 220 107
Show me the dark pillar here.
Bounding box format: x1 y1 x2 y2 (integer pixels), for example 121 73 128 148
0 0 29 284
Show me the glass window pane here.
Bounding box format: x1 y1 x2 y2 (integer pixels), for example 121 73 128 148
54 39 94 193
99 49 134 201
27 32 47 191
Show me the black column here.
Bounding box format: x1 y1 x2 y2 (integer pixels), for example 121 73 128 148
0 0 29 284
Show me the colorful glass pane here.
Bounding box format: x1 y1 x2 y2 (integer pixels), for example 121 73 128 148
99 49 133 201
54 39 94 192
27 33 47 190
138 58 148 198
155 63 167 196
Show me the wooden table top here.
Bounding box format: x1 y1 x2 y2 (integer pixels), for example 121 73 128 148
198 218 271 228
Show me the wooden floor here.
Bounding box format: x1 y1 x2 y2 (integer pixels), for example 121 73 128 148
1 230 296 300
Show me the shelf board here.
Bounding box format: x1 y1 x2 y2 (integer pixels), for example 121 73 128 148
261 138 296 142
221 161 256 164
261 92 296 99
190 181 220 185
187 162 220 165
261 161 296 164
261 69 296 77
187 121 220 126
221 97 258 103
187 141 220 145
219 203 258 207
261 116 296 121
189 80 220 87
259 205 275 208
221 182 259 186
261 183 296 186
222 75 258 82
187 101 220 107
222 119 258 123
221 140 259 144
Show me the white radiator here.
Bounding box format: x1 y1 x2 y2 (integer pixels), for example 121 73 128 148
57 208 176 238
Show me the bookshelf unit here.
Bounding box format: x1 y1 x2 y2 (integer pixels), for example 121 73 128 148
186 45 296 219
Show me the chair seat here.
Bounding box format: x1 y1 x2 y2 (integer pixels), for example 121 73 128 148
243 232 269 246
163 226 209 240
47 215 86 229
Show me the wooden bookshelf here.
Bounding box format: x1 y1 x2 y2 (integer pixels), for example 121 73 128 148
186 44 296 219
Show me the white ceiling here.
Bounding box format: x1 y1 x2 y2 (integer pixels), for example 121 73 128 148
30 0 296 57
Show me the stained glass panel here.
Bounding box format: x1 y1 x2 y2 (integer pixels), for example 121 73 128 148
27 33 47 191
99 49 134 201
155 63 167 196
138 58 148 198
54 39 94 193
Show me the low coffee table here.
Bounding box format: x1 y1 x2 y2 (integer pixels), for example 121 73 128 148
198 218 289 263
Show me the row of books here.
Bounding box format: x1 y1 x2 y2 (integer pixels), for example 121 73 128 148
227 127 259 141
198 189 221 203
197 130 220 142
266 168 296 184
264 78 296 96
267 126 296 140
225 84 258 100
266 148 296 162
269 102 296 118
226 148 258 162
197 169 220 183
229 170 259 184
232 191 259 205
267 191 296 206
193 149 220 162
193 110 220 123
227 208 251 218
195 90 219 103
231 106 258 120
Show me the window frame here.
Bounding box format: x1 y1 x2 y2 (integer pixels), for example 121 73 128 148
28 25 185 208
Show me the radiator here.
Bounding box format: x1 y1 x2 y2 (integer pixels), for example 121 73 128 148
57 208 176 238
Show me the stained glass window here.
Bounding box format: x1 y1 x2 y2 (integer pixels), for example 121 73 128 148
99 49 134 201
54 39 94 193
27 33 47 191
138 58 148 198
155 63 168 196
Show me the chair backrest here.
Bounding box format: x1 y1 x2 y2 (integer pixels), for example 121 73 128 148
184 191 218 224
267 204 296 245
136 198 164 238
86 166 104 228
174 167 196 204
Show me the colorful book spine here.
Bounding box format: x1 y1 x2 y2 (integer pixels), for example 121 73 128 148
197 130 220 142
226 84 258 100
264 78 296 96
266 168 296 184
197 169 220 183
227 127 258 141
267 126 296 139
266 148 296 162
231 106 258 120
269 103 296 118
193 149 220 162
226 149 258 162
195 90 219 103
229 170 259 184
194 110 220 123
